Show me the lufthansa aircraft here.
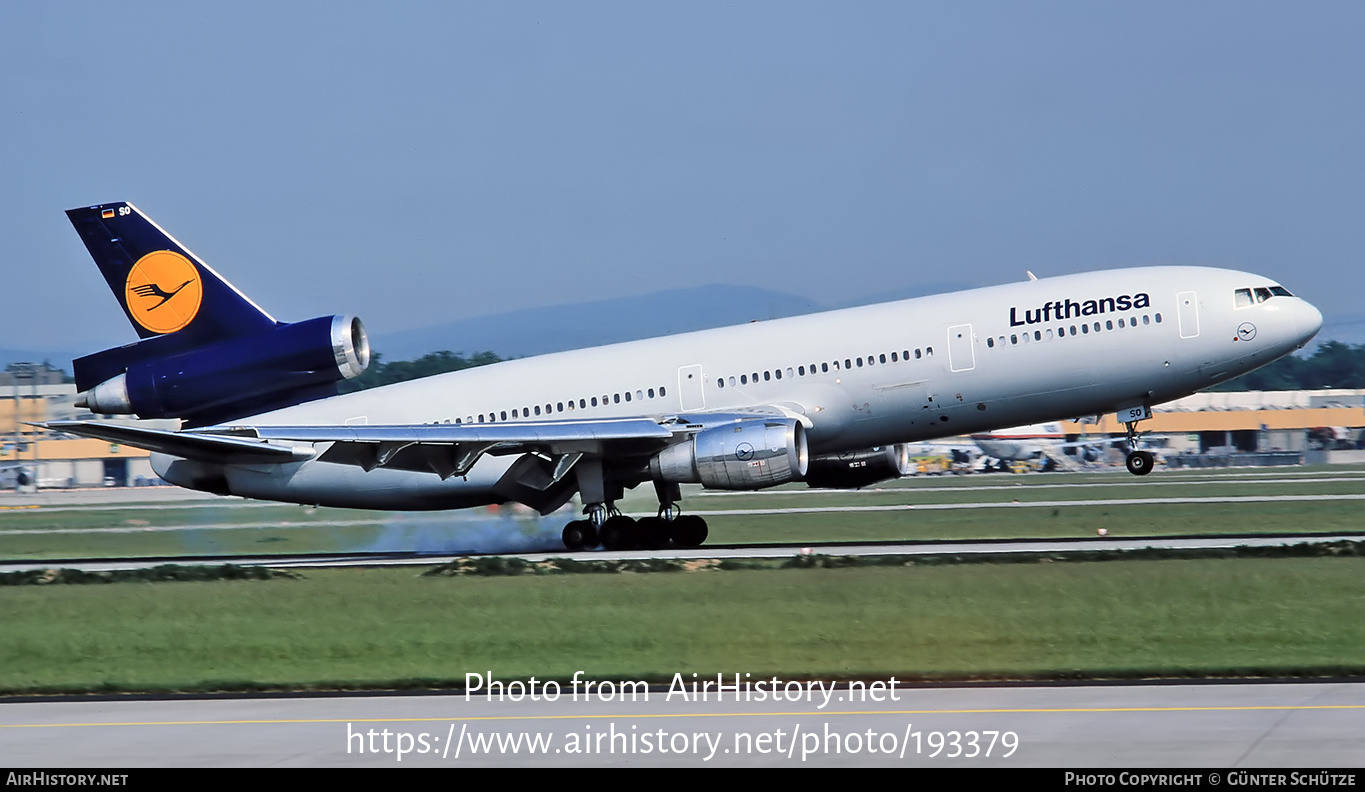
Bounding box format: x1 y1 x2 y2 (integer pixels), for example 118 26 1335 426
46 203 1323 550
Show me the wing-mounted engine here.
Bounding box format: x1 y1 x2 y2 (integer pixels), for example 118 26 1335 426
75 315 370 426
649 418 808 489
804 444 912 489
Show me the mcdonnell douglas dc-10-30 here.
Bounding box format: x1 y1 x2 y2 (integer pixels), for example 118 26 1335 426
45 203 1323 549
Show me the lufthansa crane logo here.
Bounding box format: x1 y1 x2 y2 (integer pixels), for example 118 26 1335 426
124 250 203 334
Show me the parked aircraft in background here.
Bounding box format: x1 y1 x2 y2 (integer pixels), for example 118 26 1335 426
46 203 1322 549
971 422 1106 469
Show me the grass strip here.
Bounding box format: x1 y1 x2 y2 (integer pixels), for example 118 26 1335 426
2 554 1363 695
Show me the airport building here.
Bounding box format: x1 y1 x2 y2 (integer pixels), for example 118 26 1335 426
1060 388 1365 465
1 364 163 490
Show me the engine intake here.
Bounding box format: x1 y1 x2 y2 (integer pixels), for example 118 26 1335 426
77 315 370 422
804 444 912 489
650 418 808 490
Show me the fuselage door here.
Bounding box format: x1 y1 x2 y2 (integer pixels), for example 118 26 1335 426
947 324 975 372
678 364 705 411
1177 291 1200 339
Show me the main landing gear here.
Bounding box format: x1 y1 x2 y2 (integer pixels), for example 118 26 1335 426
1123 418 1154 476
560 480 710 551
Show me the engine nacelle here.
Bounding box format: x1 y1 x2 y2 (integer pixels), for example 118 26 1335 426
78 315 370 422
804 444 912 489
650 418 808 490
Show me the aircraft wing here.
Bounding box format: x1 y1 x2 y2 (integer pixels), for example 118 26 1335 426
44 407 804 481
43 417 683 480
212 417 679 478
39 421 317 465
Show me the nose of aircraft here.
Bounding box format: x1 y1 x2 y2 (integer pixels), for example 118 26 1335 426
1295 299 1324 348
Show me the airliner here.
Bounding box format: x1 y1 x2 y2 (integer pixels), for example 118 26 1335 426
46 203 1323 550
971 422 1106 469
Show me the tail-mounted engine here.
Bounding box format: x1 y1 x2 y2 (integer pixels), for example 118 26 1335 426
650 418 808 489
75 315 370 425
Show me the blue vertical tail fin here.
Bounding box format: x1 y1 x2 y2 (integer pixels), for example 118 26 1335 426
65 202 370 425
66 202 278 345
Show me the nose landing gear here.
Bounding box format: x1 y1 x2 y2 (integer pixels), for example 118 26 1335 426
1122 418 1154 476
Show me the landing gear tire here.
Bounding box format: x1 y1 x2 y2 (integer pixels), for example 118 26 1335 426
1125 450 1154 476
600 515 638 551
562 518 600 551
671 515 709 548
562 520 595 550
636 516 670 550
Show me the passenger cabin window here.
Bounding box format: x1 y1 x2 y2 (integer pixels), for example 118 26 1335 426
1235 288 1253 308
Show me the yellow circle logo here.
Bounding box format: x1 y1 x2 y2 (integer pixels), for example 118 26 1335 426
124 250 203 334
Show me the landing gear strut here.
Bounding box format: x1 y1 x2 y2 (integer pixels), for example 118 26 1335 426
1123 419 1154 476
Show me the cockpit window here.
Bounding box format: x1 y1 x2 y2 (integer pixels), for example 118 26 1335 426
1234 288 1253 308
1254 287 1272 303
1269 286 1293 297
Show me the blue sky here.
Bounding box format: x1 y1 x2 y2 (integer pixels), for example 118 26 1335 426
3 2 1362 352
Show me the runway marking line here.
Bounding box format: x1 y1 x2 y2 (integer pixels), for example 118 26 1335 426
697 475 1365 497
11 493 1365 537
5 703 1364 729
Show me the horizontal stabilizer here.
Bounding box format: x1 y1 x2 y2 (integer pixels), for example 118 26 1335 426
40 421 316 465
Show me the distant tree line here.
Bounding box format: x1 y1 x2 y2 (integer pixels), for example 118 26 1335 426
1209 341 1365 391
339 350 504 392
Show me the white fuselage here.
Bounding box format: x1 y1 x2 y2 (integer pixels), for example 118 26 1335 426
154 266 1322 509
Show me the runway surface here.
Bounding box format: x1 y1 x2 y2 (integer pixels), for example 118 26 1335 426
2 681 1361 767
3 531 1360 573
